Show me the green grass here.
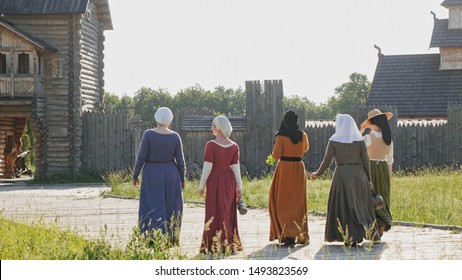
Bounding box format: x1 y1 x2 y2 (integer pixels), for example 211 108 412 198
31 171 104 185
0 217 188 260
104 168 462 227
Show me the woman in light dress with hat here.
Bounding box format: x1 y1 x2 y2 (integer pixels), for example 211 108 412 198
360 109 394 237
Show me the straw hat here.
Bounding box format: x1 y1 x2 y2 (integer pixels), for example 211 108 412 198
360 109 393 129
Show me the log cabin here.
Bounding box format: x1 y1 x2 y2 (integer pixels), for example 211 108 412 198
0 0 112 178
368 0 462 119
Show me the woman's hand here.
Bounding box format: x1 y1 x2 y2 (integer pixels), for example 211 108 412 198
310 172 318 180
133 178 139 188
236 189 242 200
200 188 206 197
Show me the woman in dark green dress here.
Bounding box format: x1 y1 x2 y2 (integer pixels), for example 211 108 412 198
361 109 394 237
311 114 380 246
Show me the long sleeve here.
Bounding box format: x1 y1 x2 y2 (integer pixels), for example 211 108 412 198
385 141 394 165
303 132 309 153
199 161 213 191
272 136 283 160
174 134 186 182
231 163 242 191
360 141 371 182
133 131 149 180
315 141 335 176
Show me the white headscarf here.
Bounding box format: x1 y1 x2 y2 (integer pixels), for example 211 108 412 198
329 114 364 143
213 115 233 138
154 107 173 125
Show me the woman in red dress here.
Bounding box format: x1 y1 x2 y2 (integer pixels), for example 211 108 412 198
198 116 243 254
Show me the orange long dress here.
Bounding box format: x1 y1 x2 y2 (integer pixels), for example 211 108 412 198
269 132 309 244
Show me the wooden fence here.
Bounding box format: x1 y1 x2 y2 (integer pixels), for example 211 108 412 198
80 94 462 177
304 105 462 171
81 112 137 175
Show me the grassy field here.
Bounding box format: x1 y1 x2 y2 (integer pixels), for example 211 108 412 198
0 216 190 260
105 168 462 227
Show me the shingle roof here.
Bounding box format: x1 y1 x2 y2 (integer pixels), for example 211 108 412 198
368 53 462 118
441 0 462 8
181 115 247 131
0 20 56 51
0 0 88 15
0 0 112 30
430 19 462 48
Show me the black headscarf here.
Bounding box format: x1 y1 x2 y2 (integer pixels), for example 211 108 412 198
275 110 303 144
369 114 392 145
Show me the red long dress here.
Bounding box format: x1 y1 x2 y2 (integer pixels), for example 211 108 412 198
200 141 242 254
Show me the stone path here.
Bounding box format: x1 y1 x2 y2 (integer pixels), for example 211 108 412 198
1 181 461 260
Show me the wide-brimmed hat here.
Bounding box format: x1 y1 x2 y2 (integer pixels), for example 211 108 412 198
360 109 393 129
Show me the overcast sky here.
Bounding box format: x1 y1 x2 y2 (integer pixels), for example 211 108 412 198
103 0 448 104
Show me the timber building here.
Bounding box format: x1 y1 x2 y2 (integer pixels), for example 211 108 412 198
0 0 112 178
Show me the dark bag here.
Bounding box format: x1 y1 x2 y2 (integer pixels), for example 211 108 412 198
371 192 384 210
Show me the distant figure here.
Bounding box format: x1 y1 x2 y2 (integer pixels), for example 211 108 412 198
133 107 185 246
360 109 394 237
199 116 243 254
3 137 18 179
269 110 310 246
311 114 380 246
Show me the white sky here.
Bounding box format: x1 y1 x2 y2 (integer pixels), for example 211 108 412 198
103 0 448 104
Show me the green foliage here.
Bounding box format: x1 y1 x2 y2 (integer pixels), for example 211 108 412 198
20 121 35 168
327 72 371 116
101 72 371 124
102 168 139 198
391 170 462 226
133 87 174 121
283 95 332 119
0 217 187 260
265 154 275 167
173 84 245 115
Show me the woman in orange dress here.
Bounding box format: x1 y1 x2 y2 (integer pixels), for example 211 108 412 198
268 110 309 245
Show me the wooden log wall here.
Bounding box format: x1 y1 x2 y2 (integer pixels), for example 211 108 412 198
81 112 136 175
448 105 462 167
304 121 335 172
304 105 462 171
245 80 284 176
173 108 247 171
0 118 15 177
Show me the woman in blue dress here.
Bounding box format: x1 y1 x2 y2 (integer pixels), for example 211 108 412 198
133 107 185 246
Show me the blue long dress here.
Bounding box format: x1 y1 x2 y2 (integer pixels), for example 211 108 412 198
133 129 185 244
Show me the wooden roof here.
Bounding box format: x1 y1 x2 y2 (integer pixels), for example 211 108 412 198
0 0 88 14
0 0 112 30
181 115 247 131
368 53 462 118
0 20 57 52
430 19 462 48
441 0 462 8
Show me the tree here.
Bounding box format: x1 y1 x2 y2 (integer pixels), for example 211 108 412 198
327 72 371 116
133 87 173 121
172 84 210 111
103 92 136 119
283 95 332 119
172 84 246 115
